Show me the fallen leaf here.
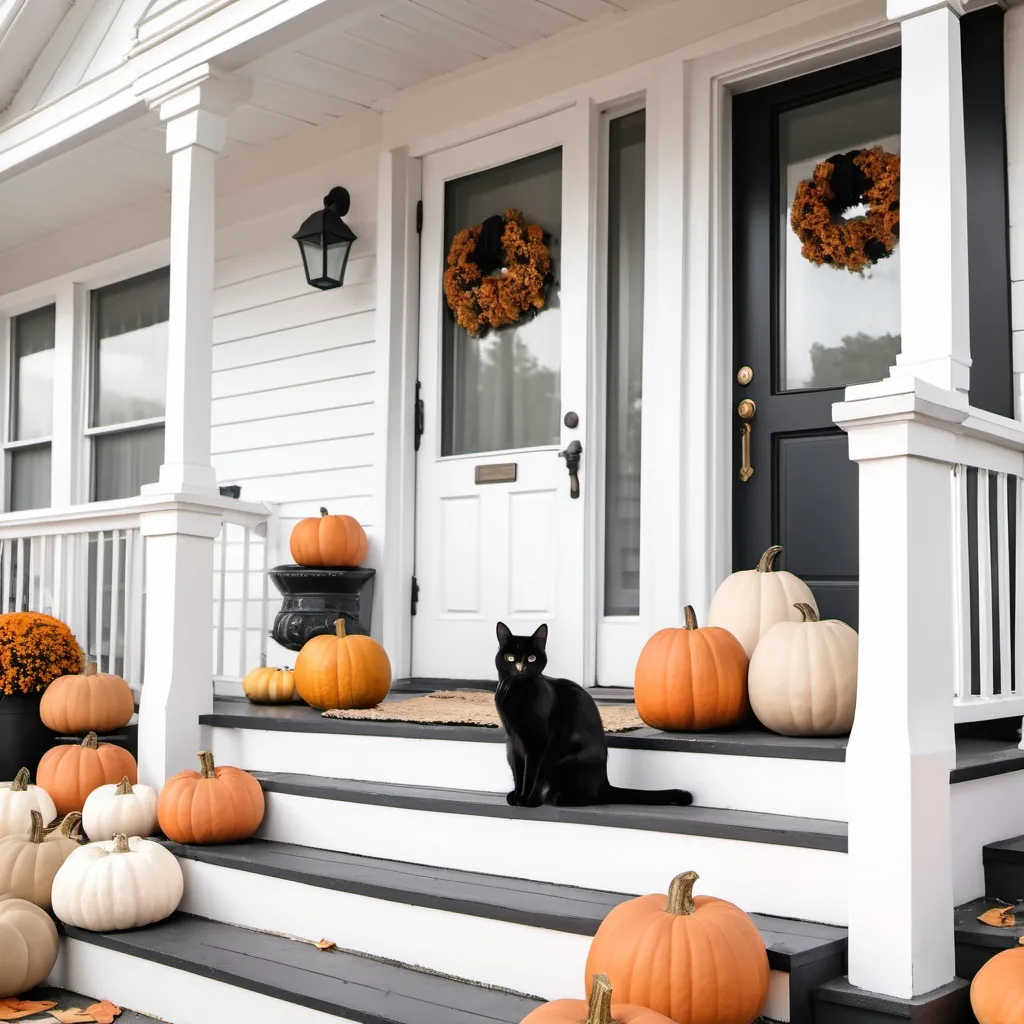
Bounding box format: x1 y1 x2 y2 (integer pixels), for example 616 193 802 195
0 999 57 1021
314 939 336 951
84 1002 121 1024
978 905 1017 927
50 1010 95 1024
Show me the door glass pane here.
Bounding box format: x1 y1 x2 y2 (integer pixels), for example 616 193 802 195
93 426 164 501
92 268 169 427
10 445 51 512
11 305 55 441
780 78 901 391
442 148 562 456
604 111 645 617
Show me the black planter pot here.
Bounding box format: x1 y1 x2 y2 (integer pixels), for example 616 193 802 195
0 692 57 781
269 565 376 652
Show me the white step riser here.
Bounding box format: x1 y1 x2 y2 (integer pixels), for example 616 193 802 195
174 858 792 1019
205 726 847 820
52 941 349 1024
258 790 849 925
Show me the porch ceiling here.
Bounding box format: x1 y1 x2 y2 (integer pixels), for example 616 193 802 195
0 0 671 270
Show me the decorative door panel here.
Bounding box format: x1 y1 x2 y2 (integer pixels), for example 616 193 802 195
413 111 589 681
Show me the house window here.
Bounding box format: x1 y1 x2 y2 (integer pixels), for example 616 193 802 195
6 305 55 512
88 268 169 501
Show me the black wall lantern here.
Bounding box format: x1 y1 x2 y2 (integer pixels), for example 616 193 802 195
293 186 357 290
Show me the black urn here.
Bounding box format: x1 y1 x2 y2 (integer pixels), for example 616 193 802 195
269 565 375 652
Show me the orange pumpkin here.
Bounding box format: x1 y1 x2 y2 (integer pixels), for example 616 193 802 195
523 974 674 1024
40 662 134 736
290 507 367 567
971 947 1024 1024
634 606 749 731
241 666 296 705
36 733 137 816
585 871 769 1024
157 751 265 845
294 619 391 711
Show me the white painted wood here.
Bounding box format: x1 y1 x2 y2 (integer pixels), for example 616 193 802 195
53 940 353 1024
996 472 1012 696
413 108 592 681
977 468 994 698
952 465 971 698
259 789 849 924
887 0 971 393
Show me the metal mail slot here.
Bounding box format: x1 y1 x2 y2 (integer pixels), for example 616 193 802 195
475 463 517 484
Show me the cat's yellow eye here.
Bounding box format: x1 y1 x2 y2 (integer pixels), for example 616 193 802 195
527 655 536 662
505 653 515 662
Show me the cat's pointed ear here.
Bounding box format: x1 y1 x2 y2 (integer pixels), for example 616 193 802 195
496 621 512 646
532 623 548 650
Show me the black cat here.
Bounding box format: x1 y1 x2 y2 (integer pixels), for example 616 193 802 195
494 622 693 808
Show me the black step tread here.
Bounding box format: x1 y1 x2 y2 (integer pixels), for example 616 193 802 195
253 771 848 852
202 696 847 761
954 897 1024 948
63 913 542 1024
812 976 970 1019
161 837 847 971
23 988 159 1023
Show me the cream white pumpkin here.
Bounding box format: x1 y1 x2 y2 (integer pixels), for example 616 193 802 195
0 894 59 998
748 603 859 736
0 811 81 910
0 768 57 839
82 776 158 841
51 833 183 932
707 545 818 658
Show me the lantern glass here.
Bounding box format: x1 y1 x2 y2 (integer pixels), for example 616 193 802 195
293 195 357 290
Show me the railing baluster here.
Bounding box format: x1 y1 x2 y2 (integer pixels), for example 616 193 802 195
259 527 269 669
93 531 106 667
952 466 971 699
216 522 227 678
238 526 250 678
15 538 25 612
109 530 122 679
997 473 1013 695
40 535 50 615
52 534 64 622
977 469 994 699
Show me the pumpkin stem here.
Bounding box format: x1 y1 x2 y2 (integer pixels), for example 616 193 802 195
683 606 698 630
57 812 83 839
666 871 699 916
585 974 614 1024
115 777 134 796
197 751 217 779
28 810 44 844
86 661 97 676
319 507 329 517
795 602 819 623
756 545 784 573
82 732 99 749
335 618 347 639
112 833 131 854
10 767 30 792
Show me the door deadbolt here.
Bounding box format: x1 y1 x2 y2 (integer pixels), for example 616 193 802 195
737 366 754 386
737 398 756 421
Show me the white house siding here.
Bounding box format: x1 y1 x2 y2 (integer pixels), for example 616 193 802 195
210 143 381 674
1008 7 1024 416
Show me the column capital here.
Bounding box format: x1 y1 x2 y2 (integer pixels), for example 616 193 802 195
887 0 965 19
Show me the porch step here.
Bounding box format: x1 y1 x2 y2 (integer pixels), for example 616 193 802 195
57 913 542 1024
252 771 849 924
811 977 970 1024
159 836 847 1019
203 696 848 819
953 897 1024 983
982 832 1024 901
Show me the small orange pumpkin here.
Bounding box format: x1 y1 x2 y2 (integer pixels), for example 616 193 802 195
971 947 1024 1024
290 507 367 567
241 666 296 705
157 751 265 845
40 662 134 736
294 619 391 711
585 871 769 1024
523 974 674 1024
36 733 137 816
634 606 749 731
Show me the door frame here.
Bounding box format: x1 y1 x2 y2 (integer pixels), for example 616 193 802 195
374 11 907 681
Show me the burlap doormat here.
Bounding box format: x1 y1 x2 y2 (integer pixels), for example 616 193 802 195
322 689 646 733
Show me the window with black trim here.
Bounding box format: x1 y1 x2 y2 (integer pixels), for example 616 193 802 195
88 268 169 501
6 305 55 512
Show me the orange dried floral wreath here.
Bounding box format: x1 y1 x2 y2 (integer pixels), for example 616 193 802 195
443 209 552 337
0 611 83 697
790 146 900 274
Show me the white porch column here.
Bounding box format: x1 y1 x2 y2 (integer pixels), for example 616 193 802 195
835 379 962 999
887 0 971 394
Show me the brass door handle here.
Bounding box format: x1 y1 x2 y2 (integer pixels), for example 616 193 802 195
738 399 755 483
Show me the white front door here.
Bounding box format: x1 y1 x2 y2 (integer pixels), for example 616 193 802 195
413 111 591 682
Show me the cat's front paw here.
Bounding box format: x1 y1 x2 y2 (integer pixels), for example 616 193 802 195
506 790 520 806
517 793 543 808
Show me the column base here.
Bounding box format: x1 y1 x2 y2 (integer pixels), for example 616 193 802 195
812 976 969 1023
889 354 971 395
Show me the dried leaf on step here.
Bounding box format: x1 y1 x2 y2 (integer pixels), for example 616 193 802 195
50 1009 95 1023
84 1002 121 1023
314 939 337 951
978 905 1017 927
0 999 58 1021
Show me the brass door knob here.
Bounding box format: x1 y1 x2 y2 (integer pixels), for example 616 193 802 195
737 366 753 386
737 398 756 421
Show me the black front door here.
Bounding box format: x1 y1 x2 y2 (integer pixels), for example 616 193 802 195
731 50 902 629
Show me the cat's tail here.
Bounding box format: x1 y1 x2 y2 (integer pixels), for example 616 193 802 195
601 785 693 807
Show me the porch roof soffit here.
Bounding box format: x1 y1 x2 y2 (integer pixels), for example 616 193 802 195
0 0 381 182
0 0 76 115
